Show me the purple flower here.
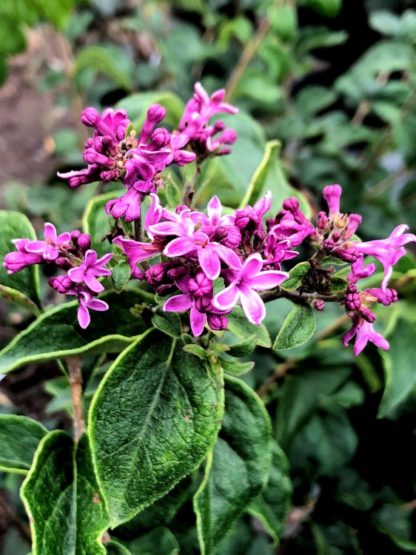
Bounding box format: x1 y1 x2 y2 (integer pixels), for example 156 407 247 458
73 290 109 330
343 318 389 356
3 239 43 274
68 250 112 293
235 192 272 231
353 224 416 289
365 288 398 306
113 236 160 278
106 187 142 223
213 254 288 325
179 82 238 155
24 223 72 261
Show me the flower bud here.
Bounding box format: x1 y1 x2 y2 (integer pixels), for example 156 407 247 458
151 128 170 147
49 275 72 293
147 104 166 123
81 107 100 127
77 234 91 251
208 313 228 331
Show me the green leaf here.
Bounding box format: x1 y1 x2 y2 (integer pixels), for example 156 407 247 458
151 312 182 338
369 11 401 36
301 0 341 17
248 441 292 544
280 262 311 292
0 210 41 310
219 355 255 376
227 306 271 348
125 527 180 555
273 304 316 351
0 415 47 474
21 432 109 554
74 45 134 91
111 262 131 293
89 330 224 526
0 291 148 374
106 540 132 555
83 192 119 257
378 318 416 418
194 376 272 555
117 92 185 128
0 17 26 55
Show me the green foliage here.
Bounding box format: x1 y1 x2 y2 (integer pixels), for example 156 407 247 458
89 331 224 526
0 291 148 374
194 376 272 554
0 211 41 311
21 432 109 554
273 303 317 351
0 415 47 474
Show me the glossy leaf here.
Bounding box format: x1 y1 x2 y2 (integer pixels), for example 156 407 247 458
0 210 41 310
0 415 47 474
227 306 271 348
194 376 272 554
89 330 224 526
280 262 310 292
273 304 316 351
0 291 147 374
21 432 109 554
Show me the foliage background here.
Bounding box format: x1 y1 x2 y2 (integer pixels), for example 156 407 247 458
0 0 416 553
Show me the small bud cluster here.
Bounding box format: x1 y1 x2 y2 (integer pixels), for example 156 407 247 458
58 82 239 223
4 224 112 329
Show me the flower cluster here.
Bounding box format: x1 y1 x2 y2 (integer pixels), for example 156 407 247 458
4 224 112 329
58 82 238 223
4 84 415 356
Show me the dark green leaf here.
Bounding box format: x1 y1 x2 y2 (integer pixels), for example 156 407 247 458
273 304 316 351
151 312 182 338
248 441 292 544
227 306 271 348
125 527 179 555
21 432 109 554
89 331 224 526
0 291 148 374
219 355 255 376
111 262 131 293
0 210 41 310
194 376 272 554
0 415 47 474
280 262 310 292
379 318 416 417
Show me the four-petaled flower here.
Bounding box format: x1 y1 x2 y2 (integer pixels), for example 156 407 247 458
68 250 113 293
213 254 289 325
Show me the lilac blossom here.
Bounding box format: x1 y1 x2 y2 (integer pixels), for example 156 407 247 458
343 318 389 356
4 239 44 274
72 290 109 330
353 224 416 289
213 254 288 325
68 250 112 293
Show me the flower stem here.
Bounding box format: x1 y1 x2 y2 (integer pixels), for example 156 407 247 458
183 163 201 207
66 356 85 442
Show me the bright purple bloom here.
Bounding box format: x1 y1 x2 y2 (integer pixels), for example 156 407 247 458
343 318 389 356
235 191 272 231
24 223 72 261
72 290 109 330
106 187 142 223
113 236 160 278
365 287 398 306
68 250 112 293
3 239 43 274
354 224 416 289
213 254 288 325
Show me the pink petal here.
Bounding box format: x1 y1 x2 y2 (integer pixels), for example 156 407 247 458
207 196 222 225
68 266 85 283
44 223 57 243
239 287 266 325
241 254 263 279
248 270 289 291
163 294 192 312
164 236 195 257
149 221 186 237
213 284 239 311
84 250 98 266
198 246 221 280
87 299 109 312
96 253 113 267
84 273 104 293
77 303 90 329
216 245 241 270
190 306 206 337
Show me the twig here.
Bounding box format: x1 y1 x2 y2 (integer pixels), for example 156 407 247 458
66 356 85 442
225 16 271 102
0 492 31 543
261 288 343 304
183 163 201 207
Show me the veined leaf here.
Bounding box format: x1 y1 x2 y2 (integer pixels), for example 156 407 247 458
0 210 41 311
89 330 224 526
273 304 316 351
227 306 271 348
21 432 109 555
0 291 148 374
194 376 272 555
0 415 47 474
